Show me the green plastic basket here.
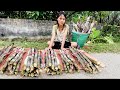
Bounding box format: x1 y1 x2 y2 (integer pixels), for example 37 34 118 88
72 31 89 48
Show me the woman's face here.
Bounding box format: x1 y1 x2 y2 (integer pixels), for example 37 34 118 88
57 14 66 26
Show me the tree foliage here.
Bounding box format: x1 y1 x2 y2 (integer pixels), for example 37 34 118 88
0 11 75 21
0 11 120 42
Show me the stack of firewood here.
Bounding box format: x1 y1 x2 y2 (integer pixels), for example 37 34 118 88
69 47 102 74
20 48 43 77
0 45 104 77
44 49 62 75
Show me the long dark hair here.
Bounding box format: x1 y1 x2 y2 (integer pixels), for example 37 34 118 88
56 11 66 28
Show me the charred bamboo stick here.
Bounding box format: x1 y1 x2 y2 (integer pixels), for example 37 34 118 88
13 48 24 66
0 46 14 63
0 46 9 57
40 50 45 68
72 47 98 73
70 47 97 73
69 47 86 70
37 51 42 73
45 49 49 68
51 49 56 71
54 50 61 72
14 58 22 75
78 50 105 68
60 50 73 65
34 48 38 68
13 48 24 65
56 50 68 72
0 48 16 72
67 49 82 72
19 48 31 75
47 49 52 67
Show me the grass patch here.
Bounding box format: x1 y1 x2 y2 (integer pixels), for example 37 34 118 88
82 42 120 53
0 40 48 50
0 39 120 53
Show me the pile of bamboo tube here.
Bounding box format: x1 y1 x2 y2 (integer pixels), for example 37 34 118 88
0 45 104 77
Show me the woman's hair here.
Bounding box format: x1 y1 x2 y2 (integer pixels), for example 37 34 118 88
56 11 66 28
57 11 66 19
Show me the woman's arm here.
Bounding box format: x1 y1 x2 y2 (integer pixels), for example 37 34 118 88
48 26 56 48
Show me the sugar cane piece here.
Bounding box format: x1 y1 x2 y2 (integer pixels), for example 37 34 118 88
60 50 73 73
37 51 41 74
9 50 19 65
29 48 39 76
41 50 46 68
54 58 58 71
36 68 40 75
27 58 34 75
30 72 34 77
47 49 52 67
26 57 31 74
60 50 72 65
91 62 101 73
48 49 55 75
59 51 68 72
56 50 69 72
73 47 98 73
64 50 74 64
15 50 25 74
31 48 35 67
0 47 9 62
79 50 105 68
60 57 69 72
62 50 76 73
45 49 52 74
0 45 14 64
45 49 59 75
54 50 62 73
0 46 9 56
0 48 16 73
29 55 34 72
53 51 58 69
79 53 97 73
34 48 38 68
59 50 69 65
67 49 82 72
45 49 49 68
1 62 9 74
51 49 56 71
7 47 21 65
50 51 54 71
24 49 32 73
13 51 24 68
71 47 98 73
38 53 43 73
69 47 87 72
76 52 94 73
52 49 57 72
29 48 34 72
19 48 31 76
13 48 24 66
74 50 93 73
14 58 22 75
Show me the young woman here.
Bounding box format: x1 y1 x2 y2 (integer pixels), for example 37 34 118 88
47 11 78 50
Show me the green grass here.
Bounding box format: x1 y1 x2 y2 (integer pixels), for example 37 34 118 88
0 40 120 53
0 40 48 50
82 42 120 53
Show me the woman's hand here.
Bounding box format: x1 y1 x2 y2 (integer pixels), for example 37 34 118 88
45 47 52 51
61 47 66 51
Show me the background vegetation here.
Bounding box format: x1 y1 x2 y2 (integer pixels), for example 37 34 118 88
0 11 120 53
